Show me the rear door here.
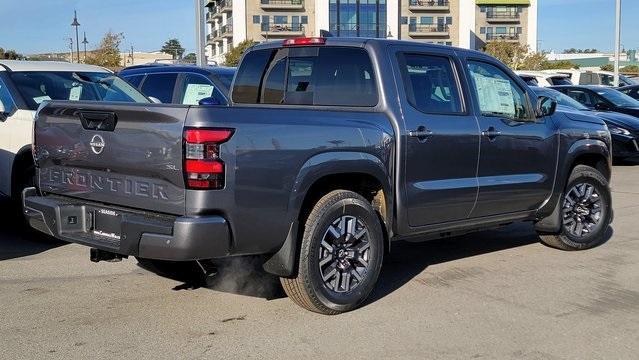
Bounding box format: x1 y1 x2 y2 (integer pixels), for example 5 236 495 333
393 47 480 227
35 102 188 215
464 58 557 217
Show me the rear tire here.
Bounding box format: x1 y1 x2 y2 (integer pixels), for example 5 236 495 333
281 190 384 315
539 165 612 250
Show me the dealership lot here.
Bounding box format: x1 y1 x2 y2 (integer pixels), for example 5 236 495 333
1 164 638 359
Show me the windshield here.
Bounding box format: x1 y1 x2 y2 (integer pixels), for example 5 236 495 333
535 88 589 111
549 77 572 86
10 71 150 110
595 88 639 108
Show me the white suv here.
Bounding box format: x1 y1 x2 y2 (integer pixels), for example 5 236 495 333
0 60 148 201
515 70 573 87
547 69 635 87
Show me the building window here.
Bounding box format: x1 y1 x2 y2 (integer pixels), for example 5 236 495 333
446 42 452 46
329 0 388 38
301 16 308 24
420 17 433 24
253 15 260 24
480 27 486 34
401 16 408 25
446 17 452 25
274 16 287 24
480 5 486 12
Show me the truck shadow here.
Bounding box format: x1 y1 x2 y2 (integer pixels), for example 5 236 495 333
0 199 67 261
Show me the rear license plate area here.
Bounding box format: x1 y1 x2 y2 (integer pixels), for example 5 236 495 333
93 209 122 241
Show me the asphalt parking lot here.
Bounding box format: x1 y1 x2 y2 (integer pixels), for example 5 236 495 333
1 164 638 359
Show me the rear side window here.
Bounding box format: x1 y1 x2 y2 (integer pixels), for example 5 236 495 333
179 73 226 105
398 53 463 114
232 46 378 107
564 90 596 107
0 78 16 113
140 73 178 103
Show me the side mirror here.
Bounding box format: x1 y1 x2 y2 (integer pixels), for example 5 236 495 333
148 96 162 104
536 96 557 118
595 102 610 111
198 96 223 106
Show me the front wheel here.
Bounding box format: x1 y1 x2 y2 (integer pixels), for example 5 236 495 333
539 165 612 250
281 190 384 315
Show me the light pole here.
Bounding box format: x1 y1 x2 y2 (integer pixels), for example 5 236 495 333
194 0 206 66
614 0 621 86
71 10 81 63
82 32 88 62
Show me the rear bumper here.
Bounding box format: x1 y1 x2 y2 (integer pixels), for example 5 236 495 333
22 188 231 261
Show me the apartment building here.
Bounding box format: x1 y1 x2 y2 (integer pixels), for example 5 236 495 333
205 0 537 64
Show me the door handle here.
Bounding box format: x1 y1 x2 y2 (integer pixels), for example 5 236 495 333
481 127 501 139
408 126 433 141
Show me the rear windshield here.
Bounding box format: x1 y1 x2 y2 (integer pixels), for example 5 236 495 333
549 77 572 86
595 88 639 108
10 71 149 110
232 46 378 107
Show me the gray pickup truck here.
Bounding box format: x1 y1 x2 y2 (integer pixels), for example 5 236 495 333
24 38 613 314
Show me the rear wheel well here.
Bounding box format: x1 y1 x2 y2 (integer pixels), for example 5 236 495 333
299 173 389 252
570 153 610 181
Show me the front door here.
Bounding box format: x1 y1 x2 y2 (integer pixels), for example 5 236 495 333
465 59 557 218
395 49 480 228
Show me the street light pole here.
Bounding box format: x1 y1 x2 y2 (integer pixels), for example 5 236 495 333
194 0 206 66
82 32 88 62
71 10 81 63
614 0 621 87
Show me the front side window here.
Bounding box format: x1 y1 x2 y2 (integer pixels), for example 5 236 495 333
596 88 639 107
9 71 149 110
140 73 178 103
179 73 226 105
467 61 529 120
123 74 144 88
399 53 463 114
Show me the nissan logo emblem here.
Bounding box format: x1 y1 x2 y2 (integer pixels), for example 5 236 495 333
90 134 105 155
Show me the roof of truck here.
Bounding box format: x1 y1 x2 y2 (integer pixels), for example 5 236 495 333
251 37 486 57
0 60 111 73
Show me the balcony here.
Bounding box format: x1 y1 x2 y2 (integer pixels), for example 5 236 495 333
408 24 449 37
206 11 216 23
486 33 520 42
221 23 233 38
260 0 304 10
486 12 520 23
261 23 305 37
220 0 233 13
408 0 450 11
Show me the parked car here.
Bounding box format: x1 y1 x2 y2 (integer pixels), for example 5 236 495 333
515 70 572 87
619 84 639 101
0 60 149 202
25 38 613 314
551 85 639 118
533 86 639 161
550 69 635 87
119 64 236 105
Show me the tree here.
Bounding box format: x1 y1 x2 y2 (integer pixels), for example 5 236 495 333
0 47 23 60
483 41 545 70
600 64 614 71
183 52 197 63
224 40 257 67
85 31 123 67
542 60 580 70
161 39 185 59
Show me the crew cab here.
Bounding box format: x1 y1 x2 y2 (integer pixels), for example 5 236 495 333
24 38 614 314
0 60 148 202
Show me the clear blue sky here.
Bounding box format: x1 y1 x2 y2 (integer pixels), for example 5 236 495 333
0 0 637 55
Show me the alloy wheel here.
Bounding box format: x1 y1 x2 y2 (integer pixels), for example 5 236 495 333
562 182 603 238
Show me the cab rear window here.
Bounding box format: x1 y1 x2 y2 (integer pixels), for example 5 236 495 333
232 46 378 107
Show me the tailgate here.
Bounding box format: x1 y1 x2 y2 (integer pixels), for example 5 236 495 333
34 101 188 215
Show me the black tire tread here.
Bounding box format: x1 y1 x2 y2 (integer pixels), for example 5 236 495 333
539 164 611 251
281 190 377 315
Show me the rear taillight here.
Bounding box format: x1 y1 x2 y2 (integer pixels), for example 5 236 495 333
184 128 234 190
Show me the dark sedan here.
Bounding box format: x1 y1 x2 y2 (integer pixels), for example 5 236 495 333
620 84 639 101
534 87 639 161
550 85 639 119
